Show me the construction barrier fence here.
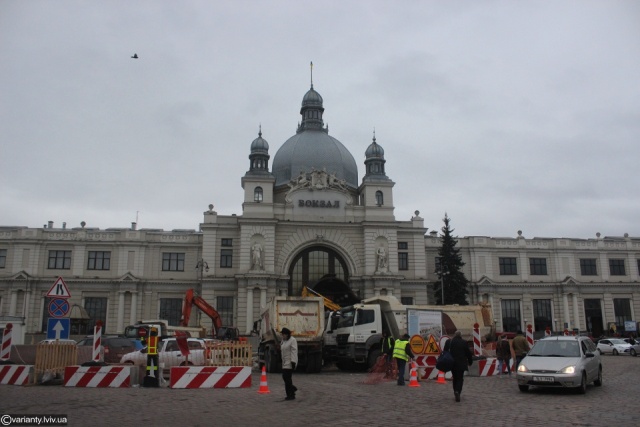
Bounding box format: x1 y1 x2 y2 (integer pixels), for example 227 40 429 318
34 343 78 383
205 341 252 367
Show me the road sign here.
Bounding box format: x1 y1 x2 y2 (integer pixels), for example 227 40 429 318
424 334 441 354
47 318 70 340
48 298 70 318
47 276 71 298
409 334 426 354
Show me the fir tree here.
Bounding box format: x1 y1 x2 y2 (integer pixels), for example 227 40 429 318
433 213 469 305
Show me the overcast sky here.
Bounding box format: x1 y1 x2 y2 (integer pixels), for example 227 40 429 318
1 1 639 239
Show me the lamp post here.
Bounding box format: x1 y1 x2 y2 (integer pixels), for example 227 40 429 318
438 267 450 305
195 259 209 325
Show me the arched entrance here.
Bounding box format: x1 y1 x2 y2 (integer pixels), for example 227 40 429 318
288 246 357 305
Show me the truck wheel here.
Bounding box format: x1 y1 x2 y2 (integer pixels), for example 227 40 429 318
311 353 323 373
265 347 280 373
367 349 381 371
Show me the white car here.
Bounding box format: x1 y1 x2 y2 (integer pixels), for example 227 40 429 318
596 338 632 355
119 337 207 369
38 339 77 345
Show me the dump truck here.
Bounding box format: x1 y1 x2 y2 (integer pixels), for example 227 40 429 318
258 296 325 373
325 295 493 370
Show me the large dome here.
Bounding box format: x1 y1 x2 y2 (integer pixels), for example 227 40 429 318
272 86 358 189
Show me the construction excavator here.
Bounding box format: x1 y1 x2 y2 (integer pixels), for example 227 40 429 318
302 286 341 311
181 289 239 341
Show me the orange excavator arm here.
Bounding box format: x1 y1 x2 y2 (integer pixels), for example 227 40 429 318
181 289 223 335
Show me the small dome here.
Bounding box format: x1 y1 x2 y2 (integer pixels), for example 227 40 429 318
250 129 269 154
365 136 384 159
301 86 323 109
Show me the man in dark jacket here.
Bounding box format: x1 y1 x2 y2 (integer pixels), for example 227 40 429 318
443 331 473 402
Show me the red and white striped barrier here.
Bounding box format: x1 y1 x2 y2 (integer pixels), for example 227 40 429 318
64 366 133 388
526 325 534 347
170 366 252 389
544 327 551 337
476 358 499 376
414 355 438 367
0 365 33 385
1 323 12 361
93 321 103 362
473 323 482 356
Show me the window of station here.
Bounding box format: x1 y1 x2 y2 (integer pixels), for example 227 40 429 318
580 258 597 276
254 186 263 202
162 253 185 271
288 247 348 296
499 257 518 275
529 258 547 275
88 251 111 270
609 259 626 276
159 298 183 326
48 250 71 269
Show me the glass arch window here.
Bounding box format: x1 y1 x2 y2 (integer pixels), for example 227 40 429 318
254 186 263 202
375 190 383 206
288 247 348 296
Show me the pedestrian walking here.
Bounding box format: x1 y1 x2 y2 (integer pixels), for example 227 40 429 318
443 331 473 402
280 328 298 400
392 333 414 386
496 335 512 377
512 330 530 372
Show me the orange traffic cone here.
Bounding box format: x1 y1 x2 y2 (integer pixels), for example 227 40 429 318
258 366 271 394
408 362 420 387
436 370 446 384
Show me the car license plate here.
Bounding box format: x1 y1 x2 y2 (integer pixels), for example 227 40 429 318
533 376 554 382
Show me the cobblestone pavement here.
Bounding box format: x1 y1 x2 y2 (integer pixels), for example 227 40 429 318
1 355 638 427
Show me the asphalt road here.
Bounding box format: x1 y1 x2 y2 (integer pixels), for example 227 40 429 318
1 355 638 427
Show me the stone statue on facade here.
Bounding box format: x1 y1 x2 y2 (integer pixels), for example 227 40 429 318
285 168 353 205
251 243 263 270
376 246 388 273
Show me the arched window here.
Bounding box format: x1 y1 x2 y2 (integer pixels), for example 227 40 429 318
375 191 383 206
254 186 263 202
288 247 348 296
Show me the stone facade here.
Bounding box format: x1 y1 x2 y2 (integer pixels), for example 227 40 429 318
1 85 638 340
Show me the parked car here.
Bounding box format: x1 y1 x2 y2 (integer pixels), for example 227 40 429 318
625 339 640 357
38 339 77 345
516 335 602 394
76 336 136 363
596 338 632 355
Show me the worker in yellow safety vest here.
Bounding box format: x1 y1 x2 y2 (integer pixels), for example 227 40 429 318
146 327 159 379
392 333 415 386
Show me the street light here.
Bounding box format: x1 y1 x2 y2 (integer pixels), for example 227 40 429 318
195 259 209 325
438 266 449 305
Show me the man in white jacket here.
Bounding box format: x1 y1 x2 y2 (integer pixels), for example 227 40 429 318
280 327 298 400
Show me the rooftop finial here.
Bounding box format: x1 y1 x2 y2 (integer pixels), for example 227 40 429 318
310 61 314 89
373 127 376 143
259 123 262 137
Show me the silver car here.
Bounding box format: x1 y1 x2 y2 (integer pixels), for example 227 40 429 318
516 335 602 394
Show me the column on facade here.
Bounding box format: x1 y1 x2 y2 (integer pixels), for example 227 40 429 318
246 287 254 335
562 293 570 330
144 291 152 320
129 292 138 325
488 294 496 331
117 291 125 334
260 288 266 310
9 290 18 316
22 288 31 332
572 293 580 331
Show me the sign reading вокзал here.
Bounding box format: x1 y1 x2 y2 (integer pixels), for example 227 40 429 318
0 414 68 426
